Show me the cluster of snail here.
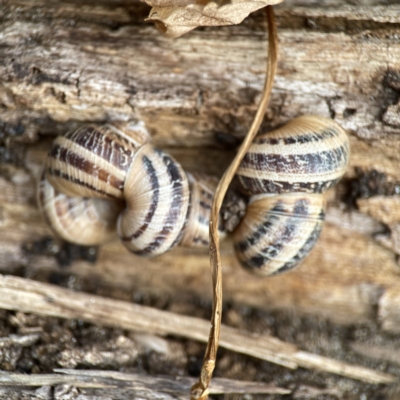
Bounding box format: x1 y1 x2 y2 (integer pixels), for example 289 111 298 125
38 115 350 276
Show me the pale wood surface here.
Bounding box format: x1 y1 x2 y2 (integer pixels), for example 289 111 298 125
1 0 400 331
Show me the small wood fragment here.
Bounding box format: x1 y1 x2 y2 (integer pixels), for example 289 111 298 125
0 333 41 347
350 342 400 366
0 369 291 395
378 288 400 334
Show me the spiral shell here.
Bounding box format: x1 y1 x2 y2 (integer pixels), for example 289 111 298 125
234 193 325 275
233 115 350 276
39 122 230 255
38 172 122 246
180 173 227 247
45 122 150 200
237 115 349 195
118 144 190 256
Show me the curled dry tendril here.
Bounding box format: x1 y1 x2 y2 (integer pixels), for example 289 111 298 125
190 5 279 400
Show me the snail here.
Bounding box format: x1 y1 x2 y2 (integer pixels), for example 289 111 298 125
38 121 230 256
233 115 350 276
38 115 349 275
38 173 122 246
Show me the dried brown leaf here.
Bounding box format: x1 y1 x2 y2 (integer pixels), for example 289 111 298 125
144 0 283 38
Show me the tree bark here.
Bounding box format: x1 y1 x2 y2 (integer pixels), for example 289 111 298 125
1 0 400 330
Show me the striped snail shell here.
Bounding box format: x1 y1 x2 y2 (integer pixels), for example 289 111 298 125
118 164 230 254
45 122 150 200
233 115 350 276
39 121 150 246
38 172 122 246
180 173 227 247
39 122 229 255
233 193 325 275
117 143 190 256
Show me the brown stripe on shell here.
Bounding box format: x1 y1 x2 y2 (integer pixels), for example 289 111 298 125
236 115 350 196
240 145 348 178
244 199 314 269
233 193 325 276
46 124 150 200
180 173 227 248
174 186 193 249
234 201 284 254
270 222 323 276
66 125 141 171
121 154 160 241
46 168 116 199
118 144 189 257
254 126 339 146
135 149 186 255
37 172 120 246
48 144 124 191
237 176 343 196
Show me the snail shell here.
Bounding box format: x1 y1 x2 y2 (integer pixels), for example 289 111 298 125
45 122 150 200
39 122 230 255
39 121 148 246
234 193 325 275
233 115 350 276
237 115 349 195
38 172 122 246
180 173 227 247
118 143 190 256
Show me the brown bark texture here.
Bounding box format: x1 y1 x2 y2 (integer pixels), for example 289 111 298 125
1 2 400 398
1 0 400 373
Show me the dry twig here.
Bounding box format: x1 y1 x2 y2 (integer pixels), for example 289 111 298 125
0 369 290 395
191 5 279 399
0 274 395 385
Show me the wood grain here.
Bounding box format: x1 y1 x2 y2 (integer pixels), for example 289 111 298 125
0 369 291 396
0 274 395 384
1 0 400 330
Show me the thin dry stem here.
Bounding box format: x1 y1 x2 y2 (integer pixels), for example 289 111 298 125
190 6 279 399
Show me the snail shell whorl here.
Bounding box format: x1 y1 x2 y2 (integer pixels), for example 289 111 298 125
237 115 350 196
45 123 150 200
38 172 122 246
117 144 190 256
234 115 350 276
233 193 325 276
39 121 233 255
180 173 227 248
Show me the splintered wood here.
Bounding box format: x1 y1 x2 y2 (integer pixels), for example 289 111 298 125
0 369 290 396
0 275 395 385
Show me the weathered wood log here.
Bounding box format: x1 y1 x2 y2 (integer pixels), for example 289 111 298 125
1 0 400 330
